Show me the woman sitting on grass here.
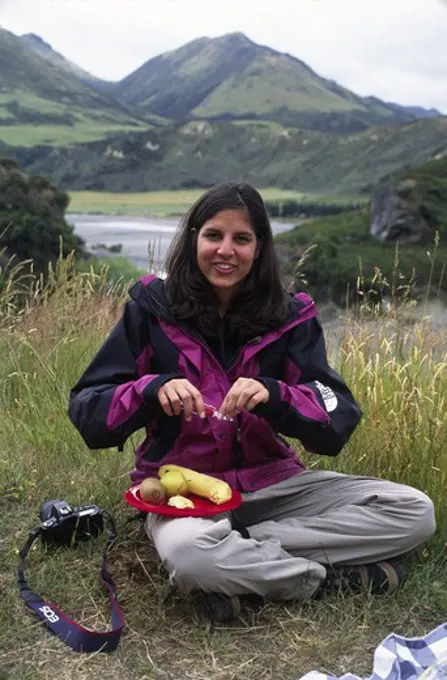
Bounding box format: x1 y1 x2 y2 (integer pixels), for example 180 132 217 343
68 183 436 623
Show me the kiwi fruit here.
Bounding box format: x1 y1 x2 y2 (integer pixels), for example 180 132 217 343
140 478 167 504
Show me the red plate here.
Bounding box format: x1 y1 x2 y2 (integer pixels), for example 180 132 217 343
125 485 242 517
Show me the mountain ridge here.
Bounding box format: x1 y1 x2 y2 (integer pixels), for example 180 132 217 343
20 33 103 85
109 31 439 133
0 27 148 144
0 28 119 110
0 27 441 140
11 28 442 122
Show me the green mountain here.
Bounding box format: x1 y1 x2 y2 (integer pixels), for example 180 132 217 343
1 28 442 147
0 28 147 145
112 32 427 133
3 116 446 195
18 32 120 99
19 33 106 87
364 97 441 120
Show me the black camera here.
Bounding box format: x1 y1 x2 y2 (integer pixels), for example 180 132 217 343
39 499 104 547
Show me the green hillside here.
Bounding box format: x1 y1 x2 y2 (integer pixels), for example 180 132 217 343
113 34 252 116
19 33 106 87
275 155 447 304
192 52 359 115
0 28 148 144
112 32 417 133
3 116 445 195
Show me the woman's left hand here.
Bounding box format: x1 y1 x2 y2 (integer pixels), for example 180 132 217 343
219 378 269 419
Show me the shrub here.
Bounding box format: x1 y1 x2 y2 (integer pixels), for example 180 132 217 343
0 158 85 273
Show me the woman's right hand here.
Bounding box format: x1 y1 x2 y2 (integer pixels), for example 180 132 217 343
157 379 205 421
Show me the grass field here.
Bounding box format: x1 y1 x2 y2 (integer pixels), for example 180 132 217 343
0 123 149 147
68 189 363 216
0 89 148 146
0 258 445 680
0 92 83 115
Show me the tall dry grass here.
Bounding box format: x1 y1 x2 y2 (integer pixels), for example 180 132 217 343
303 317 447 540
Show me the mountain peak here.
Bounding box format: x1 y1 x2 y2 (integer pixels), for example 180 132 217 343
174 32 253 51
114 31 430 130
217 31 252 43
18 31 105 84
21 33 52 50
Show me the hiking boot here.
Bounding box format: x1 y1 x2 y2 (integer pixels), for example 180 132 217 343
198 592 241 623
322 559 405 596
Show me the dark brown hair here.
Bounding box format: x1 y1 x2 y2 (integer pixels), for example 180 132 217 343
164 182 289 342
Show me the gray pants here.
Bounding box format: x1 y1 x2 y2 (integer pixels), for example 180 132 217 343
145 471 436 600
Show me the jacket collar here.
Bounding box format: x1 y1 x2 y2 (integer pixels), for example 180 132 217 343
129 276 318 371
129 276 175 324
239 293 316 365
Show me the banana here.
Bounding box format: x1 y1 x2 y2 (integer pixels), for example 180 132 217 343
158 465 232 505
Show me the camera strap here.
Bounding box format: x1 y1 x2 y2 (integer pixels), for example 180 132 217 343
17 512 124 653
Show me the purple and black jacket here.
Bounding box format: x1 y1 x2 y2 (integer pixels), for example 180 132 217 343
68 276 362 492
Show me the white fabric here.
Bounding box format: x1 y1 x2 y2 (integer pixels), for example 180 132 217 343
299 622 447 680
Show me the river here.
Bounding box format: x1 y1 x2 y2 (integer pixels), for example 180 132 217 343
68 214 298 270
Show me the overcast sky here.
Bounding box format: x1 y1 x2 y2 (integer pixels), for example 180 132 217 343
1 0 446 112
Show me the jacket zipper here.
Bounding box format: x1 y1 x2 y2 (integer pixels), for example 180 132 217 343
160 299 314 378
164 325 250 466
177 322 243 378
161 320 228 379
232 415 243 468
157 307 324 466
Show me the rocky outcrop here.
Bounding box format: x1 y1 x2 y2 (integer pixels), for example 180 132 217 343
370 178 432 244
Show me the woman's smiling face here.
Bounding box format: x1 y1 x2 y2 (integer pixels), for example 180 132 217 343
196 208 258 308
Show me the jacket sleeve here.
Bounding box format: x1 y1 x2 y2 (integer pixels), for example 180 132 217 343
68 301 181 449
254 316 362 456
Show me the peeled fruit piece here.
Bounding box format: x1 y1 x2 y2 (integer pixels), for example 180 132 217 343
167 495 195 509
159 464 232 505
159 470 189 498
139 478 167 505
